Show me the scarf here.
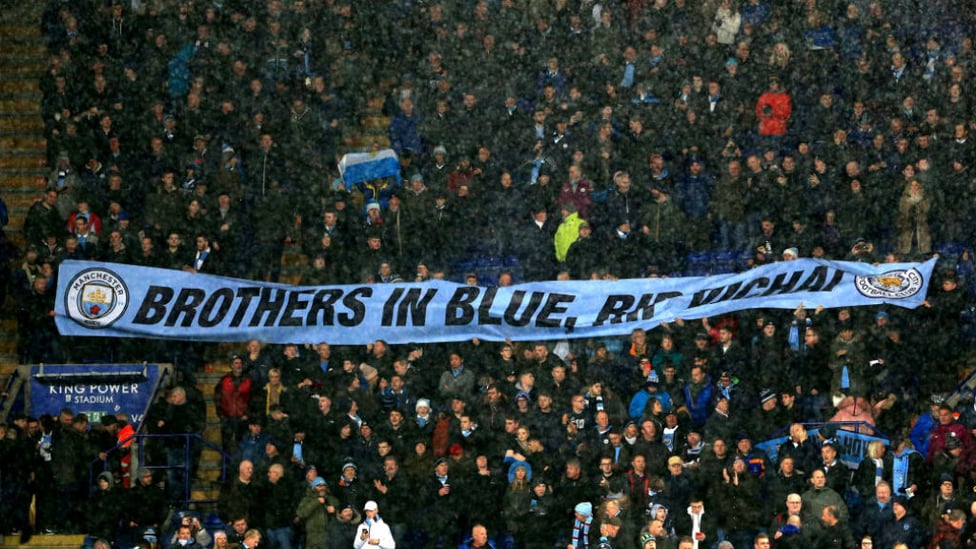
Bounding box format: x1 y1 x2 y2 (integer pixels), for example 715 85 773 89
571 516 592 548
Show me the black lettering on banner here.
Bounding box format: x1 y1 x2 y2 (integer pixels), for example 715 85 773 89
249 288 287 327
822 268 844 292
477 288 502 325
229 287 261 327
396 288 436 327
625 293 658 322
280 290 315 327
655 291 683 305
503 291 543 327
381 288 405 326
593 295 633 326
339 287 370 326
689 287 724 308
733 277 770 299
132 286 173 324
445 287 480 326
536 293 575 327
199 288 234 327
165 288 206 327
762 270 804 296
307 289 344 326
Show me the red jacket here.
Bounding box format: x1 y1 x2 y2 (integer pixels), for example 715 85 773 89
756 91 792 136
215 375 252 418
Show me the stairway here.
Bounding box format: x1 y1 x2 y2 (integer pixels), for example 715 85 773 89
0 2 47 249
0 534 86 549
0 0 47 366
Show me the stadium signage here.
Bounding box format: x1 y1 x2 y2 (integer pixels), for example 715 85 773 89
56 259 936 344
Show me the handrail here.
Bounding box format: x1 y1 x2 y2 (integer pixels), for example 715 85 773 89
91 432 231 509
0 366 24 423
141 365 172 432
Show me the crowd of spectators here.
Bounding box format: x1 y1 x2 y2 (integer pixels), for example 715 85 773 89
4 0 976 547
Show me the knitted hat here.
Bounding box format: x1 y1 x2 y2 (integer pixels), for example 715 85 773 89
575 502 593 518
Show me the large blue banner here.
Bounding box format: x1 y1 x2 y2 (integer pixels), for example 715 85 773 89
55 258 937 345
28 364 166 430
757 426 890 469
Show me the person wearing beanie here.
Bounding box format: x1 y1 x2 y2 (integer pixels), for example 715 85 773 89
338 460 367 510
85 470 123 547
297 476 338 549
571 502 594 548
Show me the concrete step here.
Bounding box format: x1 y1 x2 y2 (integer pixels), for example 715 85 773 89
0 100 42 112
0 155 46 170
0 80 40 94
0 136 45 151
359 115 391 130
0 25 41 39
0 42 46 56
342 134 390 150
0 115 43 131
0 62 46 75
0 534 85 548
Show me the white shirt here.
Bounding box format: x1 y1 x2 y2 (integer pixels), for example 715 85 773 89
353 517 395 549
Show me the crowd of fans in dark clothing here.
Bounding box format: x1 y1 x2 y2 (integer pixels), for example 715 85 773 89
5 0 976 547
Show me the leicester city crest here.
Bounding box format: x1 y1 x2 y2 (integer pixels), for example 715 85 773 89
64 267 129 328
854 268 924 300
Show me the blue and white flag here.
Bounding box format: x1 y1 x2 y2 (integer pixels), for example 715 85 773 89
55 258 937 345
338 149 401 186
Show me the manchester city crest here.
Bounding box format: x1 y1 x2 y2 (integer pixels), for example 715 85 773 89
64 268 129 328
854 268 924 300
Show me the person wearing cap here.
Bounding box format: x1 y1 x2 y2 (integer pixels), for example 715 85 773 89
923 473 962 530
423 457 458 547
326 502 362 549
565 212 604 280
297 476 338 549
880 496 925 549
516 200 559 281
124 467 166 544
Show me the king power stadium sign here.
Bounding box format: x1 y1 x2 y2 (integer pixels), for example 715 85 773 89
55 258 937 345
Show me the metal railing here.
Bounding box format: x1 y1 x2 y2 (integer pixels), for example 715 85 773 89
91 432 231 509
0 366 23 421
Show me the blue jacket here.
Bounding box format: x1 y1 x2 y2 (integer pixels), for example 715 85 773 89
628 389 673 420
683 380 715 426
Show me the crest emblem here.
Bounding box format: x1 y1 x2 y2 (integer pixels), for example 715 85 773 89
65 268 129 328
854 268 924 300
